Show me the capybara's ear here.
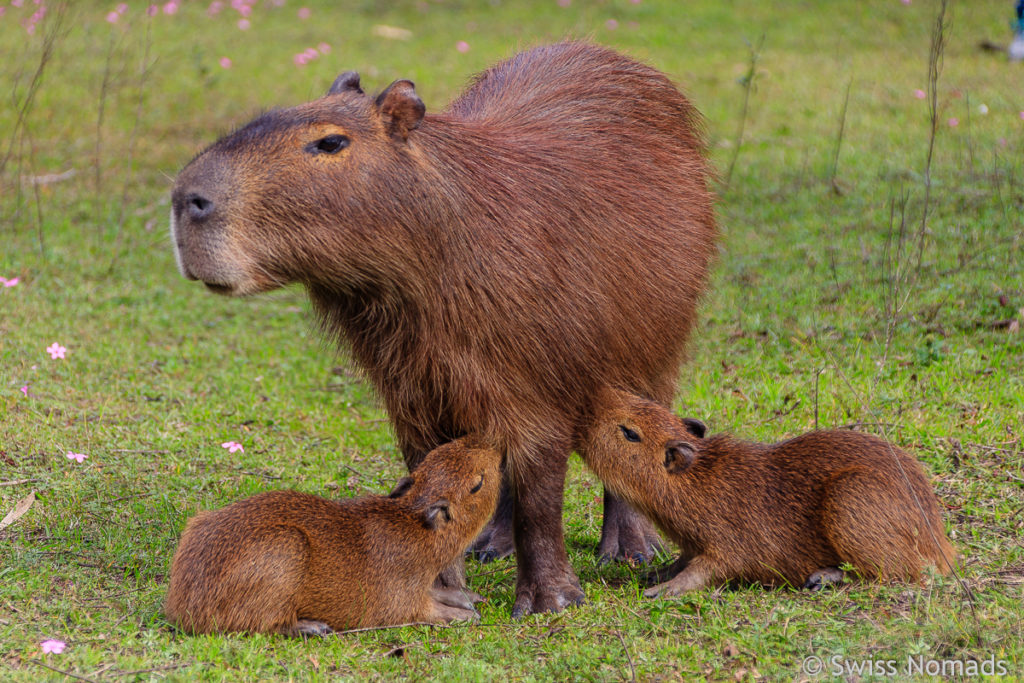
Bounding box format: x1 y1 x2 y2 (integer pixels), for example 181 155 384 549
328 71 364 96
664 441 696 474
681 418 707 439
375 80 425 141
422 499 452 529
388 476 414 498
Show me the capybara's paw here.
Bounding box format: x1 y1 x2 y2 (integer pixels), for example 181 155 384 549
431 586 484 611
804 567 845 591
289 620 333 637
431 602 481 623
511 580 585 618
469 518 515 564
644 556 690 585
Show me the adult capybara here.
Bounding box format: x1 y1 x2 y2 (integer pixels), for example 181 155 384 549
582 388 957 597
164 438 500 635
170 42 716 615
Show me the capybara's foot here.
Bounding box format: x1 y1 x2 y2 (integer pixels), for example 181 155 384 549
511 577 585 618
643 558 711 598
431 586 483 611
804 567 845 591
469 513 515 563
644 555 691 585
286 619 333 637
596 493 663 565
430 601 481 623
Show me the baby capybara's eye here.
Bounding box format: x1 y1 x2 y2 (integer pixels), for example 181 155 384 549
619 426 641 443
309 135 350 154
470 475 484 494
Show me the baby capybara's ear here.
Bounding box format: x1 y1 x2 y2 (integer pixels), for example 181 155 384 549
327 71 364 96
664 441 696 474
421 499 452 529
388 476 414 498
375 80 426 141
681 418 707 439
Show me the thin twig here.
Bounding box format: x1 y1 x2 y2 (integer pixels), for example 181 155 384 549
615 631 637 683
723 34 765 191
329 622 449 636
828 78 853 193
0 478 40 487
111 663 190 677
31 660 98 683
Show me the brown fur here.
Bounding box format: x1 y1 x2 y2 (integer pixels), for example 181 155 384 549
163 438 500 635
170 42 716 614
582 389 957 597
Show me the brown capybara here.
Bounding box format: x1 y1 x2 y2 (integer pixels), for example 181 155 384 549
170 41 716 615
163 438 500 635
581 389 957 597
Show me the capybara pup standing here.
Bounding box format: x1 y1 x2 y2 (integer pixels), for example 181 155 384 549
170 42 716 614
582 388 957 597
164 438 500 635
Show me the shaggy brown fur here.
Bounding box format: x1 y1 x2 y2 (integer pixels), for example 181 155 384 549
582 389 957 597
170 42 716 615
164 438 500 635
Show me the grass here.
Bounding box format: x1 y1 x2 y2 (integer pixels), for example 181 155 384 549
2 0 1022 680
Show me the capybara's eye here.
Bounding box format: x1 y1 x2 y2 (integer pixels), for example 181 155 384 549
470 475 484 494
620 426 642 443
310 134 350 154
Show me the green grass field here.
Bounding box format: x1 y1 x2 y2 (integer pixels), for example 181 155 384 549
2 1 1022 680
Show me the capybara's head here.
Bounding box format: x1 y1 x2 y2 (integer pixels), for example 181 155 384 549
387 437 502 541
583 388 707 504
170 72 427 296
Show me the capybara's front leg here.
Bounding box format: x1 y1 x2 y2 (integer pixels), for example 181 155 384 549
644 555 717 598
596 490 664 564
510 445 585 617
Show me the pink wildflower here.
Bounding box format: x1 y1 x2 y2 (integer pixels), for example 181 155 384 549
163 1 178 15
913 89 926 99
455 40 470 53
947 117 959 127
297 6 310 19
147 4 159 16
41 640 66 654
219 56 232 68
317 42 331 54
66 451 88 463
605 19 619 30
20 385 29 396
221 441 244 453
1 276 19 287
106 10 120 23
46 343 67 360
237 18 250 29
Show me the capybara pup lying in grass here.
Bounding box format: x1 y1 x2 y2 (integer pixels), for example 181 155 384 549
581 388 957 597
164 438 500 635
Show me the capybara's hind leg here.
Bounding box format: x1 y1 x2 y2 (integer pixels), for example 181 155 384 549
804 567 845 591
470 477 515 563
431 586 483 610
283 620 333 638
644 554 692 585
597 490 663 564
644 555 718 598
427 600 480 624
821 470 935 581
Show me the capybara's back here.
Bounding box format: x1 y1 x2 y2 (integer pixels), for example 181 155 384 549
164 439 502 635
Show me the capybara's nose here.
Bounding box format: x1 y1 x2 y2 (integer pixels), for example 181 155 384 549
186 193 215 222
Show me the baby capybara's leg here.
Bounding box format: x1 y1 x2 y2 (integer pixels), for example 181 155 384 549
510 443 585 617
820 471 933 581
596 490 664 564
644 555 720 598
804 567 845 590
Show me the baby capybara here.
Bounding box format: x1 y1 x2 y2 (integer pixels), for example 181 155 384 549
582 389 957 597
164 438 500 635
170 42 716 615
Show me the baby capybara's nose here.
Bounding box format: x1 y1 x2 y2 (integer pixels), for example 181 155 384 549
186 193 215 222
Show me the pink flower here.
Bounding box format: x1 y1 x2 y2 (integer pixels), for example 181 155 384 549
237 4 251 17
12 0 24 7
1019 111 1024 120
20 385 29 396
219 56 232 68
317 42 331 54
557 0 571 6
66 451 88 463
208 1 224 15
304 47 318 59
41 640 66 654
116 3 128 12
106 10 120 23
237 18 250 29
297 6 310 19
163 1 178 15
148 4 159 16
605 18 619 30
293 53 308 66
947 117 958 127
46 343 67 360
901 0 911 4
1 276 19 287
913 89 926 99
221 441 244 453
455 40 470 53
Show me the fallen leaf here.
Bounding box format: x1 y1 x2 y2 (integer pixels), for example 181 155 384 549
0 491 36 530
